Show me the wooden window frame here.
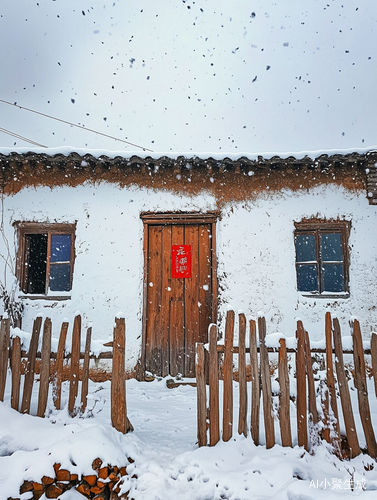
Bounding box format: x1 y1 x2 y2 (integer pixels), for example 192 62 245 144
294 220 351 298
15 222 76 299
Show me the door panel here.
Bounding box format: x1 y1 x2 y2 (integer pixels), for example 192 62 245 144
144 219 215 377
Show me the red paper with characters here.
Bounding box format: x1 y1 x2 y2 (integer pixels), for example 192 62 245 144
172 245 191 278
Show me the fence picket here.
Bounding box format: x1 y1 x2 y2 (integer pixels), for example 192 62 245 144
259 316 275 449
37 318 52 417
238 313 247 437
278 338 292 447
249 320 260 445
209 324 219 446
325 312 341 456
196 342 207 447
21 316 42 414
296 320 308 451
53 321 68 410
352 319 377 458
11 336 21 411
0 317 10 401
81 326 92 413
222 310 235 442
333 317 361 458
371 332 377 399
69 314 81 416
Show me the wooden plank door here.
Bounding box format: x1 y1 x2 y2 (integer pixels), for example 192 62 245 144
142 213 217 378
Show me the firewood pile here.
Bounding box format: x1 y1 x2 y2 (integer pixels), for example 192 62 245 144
10 457 134 500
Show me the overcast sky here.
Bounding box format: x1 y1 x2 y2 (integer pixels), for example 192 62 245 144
0 0 376 154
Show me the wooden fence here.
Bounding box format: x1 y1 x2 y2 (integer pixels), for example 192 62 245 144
196 311 377 459
0 314 132 434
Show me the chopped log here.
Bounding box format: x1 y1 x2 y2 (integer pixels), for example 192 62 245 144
81 326 92 413
196 342 207 447
41 475 55 486
332 317 361 458
259 316 275 449
92 458 103 471
56 469 71 482
93 490 111 500
83 474 97 487
53 463 61 475
76 481 91 496
91 481 106 494
278 338 292 448
222 310 235 442
208 324 219 446
99 466 109 480
296 320 308 451
325 312 341 456
21 316 42 414
45 483 65 499
249 319 260 445
37 318 52 418
352 319 377 458
0 317 10 401
238 313 247 437
371 332 377 398
20 480 34 494
33 482 44 491
69 314 81 415
53 321 68 410
11 336 21 411
119 466 127 477
111 317 133 433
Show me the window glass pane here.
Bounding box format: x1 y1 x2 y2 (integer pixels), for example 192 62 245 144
296 264 318 292
295 234 316 262
51 234 72 262
25 234 48 294
321 264 345 292
320 233 343 262
50 263 71 291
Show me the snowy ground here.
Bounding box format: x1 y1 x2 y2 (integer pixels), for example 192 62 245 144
1 376 377 500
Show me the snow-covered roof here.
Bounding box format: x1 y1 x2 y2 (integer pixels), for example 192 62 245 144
1 148 376 204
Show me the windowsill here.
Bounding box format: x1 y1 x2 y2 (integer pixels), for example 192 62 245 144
19 294 72 301
300 292 350 299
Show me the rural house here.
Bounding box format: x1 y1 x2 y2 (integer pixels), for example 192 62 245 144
0 148 376 378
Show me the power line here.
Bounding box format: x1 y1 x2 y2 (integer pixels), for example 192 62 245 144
0 99 153 152
0 126 47 148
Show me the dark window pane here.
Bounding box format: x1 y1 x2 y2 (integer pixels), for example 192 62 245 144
296 264 318 292
321 264 345 292
51 234 72 262
320 233 343 262
295 234 316 262
25 234 48 294
50 263 71 291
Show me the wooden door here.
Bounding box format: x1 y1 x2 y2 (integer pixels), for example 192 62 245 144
141 213 217 378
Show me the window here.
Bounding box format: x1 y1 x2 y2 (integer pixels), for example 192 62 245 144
294 220 350 296
16 223 75 296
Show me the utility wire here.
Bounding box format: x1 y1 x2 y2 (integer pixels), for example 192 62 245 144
0 126 47 148
0 99 153 152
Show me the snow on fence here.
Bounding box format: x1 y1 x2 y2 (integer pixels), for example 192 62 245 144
0 314 133 434
196 311 377 460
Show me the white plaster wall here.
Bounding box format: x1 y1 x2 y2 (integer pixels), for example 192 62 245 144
1 183 376 370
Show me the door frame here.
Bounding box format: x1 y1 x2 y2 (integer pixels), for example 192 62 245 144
138 212 219 379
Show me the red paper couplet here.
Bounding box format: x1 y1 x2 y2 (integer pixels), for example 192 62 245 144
172 245 191 278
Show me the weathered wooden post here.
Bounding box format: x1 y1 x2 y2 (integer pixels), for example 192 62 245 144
68 314 81 416
196 342 207 447
259 315 275 449
21 316 42 414
111 316 133 433
37 317 52 417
